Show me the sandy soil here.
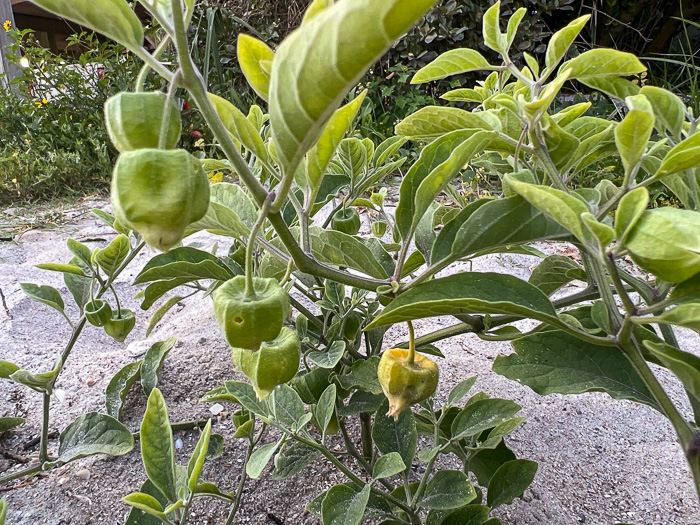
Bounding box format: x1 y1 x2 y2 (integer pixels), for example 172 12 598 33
1 200 699 525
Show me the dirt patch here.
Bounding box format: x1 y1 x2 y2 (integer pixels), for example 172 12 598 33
1 202 698 525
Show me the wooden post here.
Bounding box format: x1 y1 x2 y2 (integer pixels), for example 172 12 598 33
0 0 19 91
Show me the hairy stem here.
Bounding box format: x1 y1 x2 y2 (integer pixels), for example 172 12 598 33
245 194 273 297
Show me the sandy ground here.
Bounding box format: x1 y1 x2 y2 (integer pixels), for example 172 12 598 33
1 200 699 525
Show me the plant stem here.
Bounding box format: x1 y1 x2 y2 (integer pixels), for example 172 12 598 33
159 70 181 149
224 427 260 525
0 464 43 484
38 393 50 463
245 194 273 297
136 35 171 91
360 413 373 461
406 321 416 365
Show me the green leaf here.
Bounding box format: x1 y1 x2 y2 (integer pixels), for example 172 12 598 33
140 389 177 502
505 8 526 49
64 257 92 311
273 443 320 479
208 93 268 162
471 417 526 450
372 399 417 470
561 49 646 80
321 483 371 525
225 381 270 416
30 0 143 50
365 272 560 330
653 132 700 181
237 34 274 101
482 2 506 55
447 376 477 407
0 417 25 433
640 86 686 140
247 438 284 478
373 136 408 166
316 384 337 440
187 419 212 492
504 176 588 242
545 15 591 71
141 338 177 396
644 340 700 402
338 391 385 416
615 187 649 245
577 75 640 100
35 263 86 277
272 384 306 428
337 138 368 183
395 106 492 141
336 356 382 394
635 303 700 334
123 493 167 521
145 295 184 337
470 441 516 487
124 480 170 525
615 106 654 177
0 360 19 379
303 0 333 23
56 412 133 464
10 356 62 394
269 0 436 179
493 331 658 408
418 470 477 510
189 183 256 240
0 497 6 525
441 88 485 103
105 360 142 420
580 212 615 248
373 452 406 480
134 247 233 284
529 255 586 296
309 228 391 279
305 92 367 201
487 459 538 507
670 274 700 304
20 283 64 316
94 234 130 276
451 398 521 440
440 505 491 525
412 49 494 83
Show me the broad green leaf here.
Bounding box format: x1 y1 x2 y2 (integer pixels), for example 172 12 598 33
30 0 143 50
188 196 252 240
412 49 494 83
581 212 615 248
35 263 86 277
545 15 590 71
67 238 93 268
247 438 284 478
372 452 406 480
336 356 382 394
272 384 306 428
237 34 274 101
522 72 571 120
470 441 516 487
504 176 588 242
20 283 64 315
418 470 476 510
409 131 496 235
10 356 62 394
644 340 700 402
140 389 177 501
145 295 184 337
365 273 560 330
493 330 658 408
305 92 366 201
635 303 700 334
94 234 130 276
615 187 649 245
506 8 527 49
551 102 591 127
441 88 485 103
273 442 320 479
529 255 586 296
105 360 142 420
225 380 270 416
208 93 268 162
338 391 385 416
309 227 390 279
447 376 477 407
122 493 167 521
372 399 417 470
577 75 640 100
671 273 700 304
134 247 233 284
303 0 333 23
561 49 645 80
487 459 538 507
0 360 19 379
440 505 490 525
316 384 337 440
471 417 526 450
124 480 170 525
56 412 133 464
395 106 492 141
640 86 686 140
210 183 258 228
139 279 191 310
431 196 567 266
373 136 408 166
615 106 654 177
540 114 580 171
64 257 92 311
141 338 177 396
0 417 25 433
653 132 700 181
321 483 371 525
269 0 436 179
451 398 521 440
337 138 367 183
482 2 506 55
187 419 212 492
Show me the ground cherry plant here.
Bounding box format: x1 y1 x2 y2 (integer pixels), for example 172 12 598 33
1 1 700 524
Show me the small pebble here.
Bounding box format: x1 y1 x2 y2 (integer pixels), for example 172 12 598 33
210 403 224 415
85 376 96 387
175 438 183 450
75 469 90 480
54 389 66 403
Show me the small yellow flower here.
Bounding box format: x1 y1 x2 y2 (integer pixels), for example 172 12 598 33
3 20 11 32
12 178 17 184
209 171 223 184
42 98 48 104
34 101 42 108
69 115 73 120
